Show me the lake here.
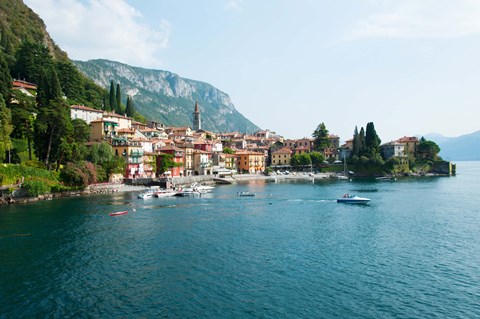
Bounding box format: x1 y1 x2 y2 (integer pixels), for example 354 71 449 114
1 162 479 318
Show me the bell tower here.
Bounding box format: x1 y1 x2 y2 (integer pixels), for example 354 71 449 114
193 101 201 131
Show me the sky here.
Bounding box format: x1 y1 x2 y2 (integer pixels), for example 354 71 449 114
24 0 480 142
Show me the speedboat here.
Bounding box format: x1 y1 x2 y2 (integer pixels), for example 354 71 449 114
337 194 370 204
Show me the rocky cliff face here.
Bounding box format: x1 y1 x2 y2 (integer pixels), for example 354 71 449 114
74 59 259 133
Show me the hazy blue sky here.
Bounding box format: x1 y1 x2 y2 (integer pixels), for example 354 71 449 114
25 0 480 142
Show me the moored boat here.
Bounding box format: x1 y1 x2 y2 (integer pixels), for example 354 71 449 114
109 211 128 216
336 194 370 204
154 189 176 198
237 191 256 197
138 189 156 199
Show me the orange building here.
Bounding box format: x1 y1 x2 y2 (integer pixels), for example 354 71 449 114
236 151 266 173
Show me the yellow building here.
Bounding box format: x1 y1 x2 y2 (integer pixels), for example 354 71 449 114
271 148 292 167
89 118 119 142
236 151 266 173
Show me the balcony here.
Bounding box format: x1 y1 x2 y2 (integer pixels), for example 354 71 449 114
130 150 144 157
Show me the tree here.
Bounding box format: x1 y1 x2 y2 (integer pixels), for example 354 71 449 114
223 147 234 154
8 90 36 160
157 153 181 174
71 119 90 143
365 122 381 157
56 61 83 102
310 151 325 169
12 41 53 84
33 98 73 167
312 122 331 152
417 137 441 160
358 127 366 157
352 126 359 157
0 50 11 98
298 153 312 169
36 66 62 108
115 83 123 114
290 154 301 167
0 95 12 162
125 96 136 117
109 80 116 113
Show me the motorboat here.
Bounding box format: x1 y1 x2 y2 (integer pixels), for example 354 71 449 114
267 176 278 183
237 191 256 197
337 194 371 204
109 211 128 216
154 189 176 198
138 189 155 199
191 183 215 193
175 187 202 197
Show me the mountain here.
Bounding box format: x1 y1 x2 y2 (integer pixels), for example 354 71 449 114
423 131 480 161
0 0 68 61
73 59 260 133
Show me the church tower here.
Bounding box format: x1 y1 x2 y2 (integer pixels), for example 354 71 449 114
193 101 201 131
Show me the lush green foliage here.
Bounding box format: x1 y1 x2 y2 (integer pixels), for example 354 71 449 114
0 163 57 186
312 122 331 151
157 153 181 174
33 98 73 166
0 95 12 162
223 147 234 154
417 137 441 160
60 161 97 186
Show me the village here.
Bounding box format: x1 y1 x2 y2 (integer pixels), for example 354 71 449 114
71 99 422 182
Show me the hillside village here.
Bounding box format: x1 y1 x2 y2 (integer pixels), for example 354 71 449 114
69 90 424 181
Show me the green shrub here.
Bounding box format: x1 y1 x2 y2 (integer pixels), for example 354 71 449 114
22 177 51 196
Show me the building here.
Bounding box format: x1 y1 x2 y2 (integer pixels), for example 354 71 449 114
271 148 292 167
396 136 419 158
381 142 406 160
70 105 103 124
89 118 119 142
193 101 201 131
236 151 266 173
157 146 184 177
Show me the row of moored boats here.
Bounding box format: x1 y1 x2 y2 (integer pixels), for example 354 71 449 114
138 183 215 199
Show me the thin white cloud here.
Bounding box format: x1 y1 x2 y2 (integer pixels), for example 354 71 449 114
225 0 242 12
24 0 171 68
346 0 480 39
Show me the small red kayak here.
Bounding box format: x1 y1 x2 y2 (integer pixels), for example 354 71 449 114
109 211 128 216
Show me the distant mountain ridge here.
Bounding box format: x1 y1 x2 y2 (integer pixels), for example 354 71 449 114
422 131 480 161
73 59 260 133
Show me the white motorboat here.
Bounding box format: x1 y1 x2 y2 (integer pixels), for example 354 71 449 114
154 189 176 198
138 189 156 199
337 194 371 204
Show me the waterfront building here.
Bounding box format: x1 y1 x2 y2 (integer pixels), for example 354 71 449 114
271 148 292 167
381 142 406 159
396 136 419 158
236 151 266 173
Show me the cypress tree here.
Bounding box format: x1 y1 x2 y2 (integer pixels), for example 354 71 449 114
125 96 135 117
109 80 115 113
358 127 366 157
115 83 122 114
365 122 381 156
352 126 359 157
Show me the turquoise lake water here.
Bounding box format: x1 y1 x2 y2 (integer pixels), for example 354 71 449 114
1 162 480 318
